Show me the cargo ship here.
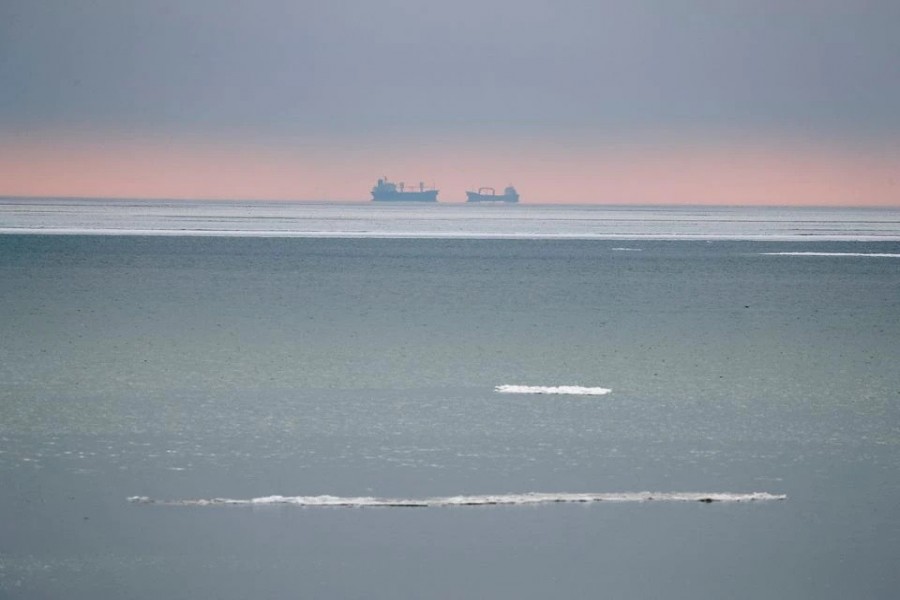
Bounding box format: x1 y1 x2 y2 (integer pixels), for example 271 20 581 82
371 177 438 202
465 186 519 203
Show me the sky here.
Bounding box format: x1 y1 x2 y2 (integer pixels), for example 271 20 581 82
1 0 899 205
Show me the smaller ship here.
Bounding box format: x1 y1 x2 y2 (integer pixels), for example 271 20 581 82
371 177 438 202
466 186 519 203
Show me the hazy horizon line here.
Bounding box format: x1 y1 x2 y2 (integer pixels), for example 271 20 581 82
3 194 899 210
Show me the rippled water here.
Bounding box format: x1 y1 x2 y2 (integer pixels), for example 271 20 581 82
1 205 898 598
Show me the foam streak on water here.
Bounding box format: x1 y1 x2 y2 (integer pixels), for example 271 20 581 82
127 492 786 507
761 252 900 257
495 385 612 395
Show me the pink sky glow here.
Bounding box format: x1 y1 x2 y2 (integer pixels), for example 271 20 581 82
1 133 898 206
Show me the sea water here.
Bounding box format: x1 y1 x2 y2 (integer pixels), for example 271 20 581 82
1 200 899 598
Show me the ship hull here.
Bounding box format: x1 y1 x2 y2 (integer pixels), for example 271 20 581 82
466 192 518 203
372 190 438 202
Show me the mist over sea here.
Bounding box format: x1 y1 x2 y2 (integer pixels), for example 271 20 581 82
1 199 899 598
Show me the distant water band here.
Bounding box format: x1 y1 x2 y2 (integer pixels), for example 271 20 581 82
128 492 786 508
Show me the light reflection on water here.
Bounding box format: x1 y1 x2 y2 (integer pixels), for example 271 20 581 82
2 199 899 240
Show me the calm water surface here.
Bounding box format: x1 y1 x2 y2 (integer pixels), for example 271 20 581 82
1 208 899 598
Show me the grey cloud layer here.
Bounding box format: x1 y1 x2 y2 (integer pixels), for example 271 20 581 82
2 0 899 137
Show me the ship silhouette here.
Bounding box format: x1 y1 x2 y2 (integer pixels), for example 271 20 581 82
371 177 438 202
466 186 519 203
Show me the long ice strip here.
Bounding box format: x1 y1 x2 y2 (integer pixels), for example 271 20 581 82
128 491 786 507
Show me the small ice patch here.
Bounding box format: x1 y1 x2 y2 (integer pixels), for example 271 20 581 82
495 385 611 396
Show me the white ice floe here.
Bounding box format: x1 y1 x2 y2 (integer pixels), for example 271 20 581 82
494 385 612 396
127 491 786 507
761 252 900 258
